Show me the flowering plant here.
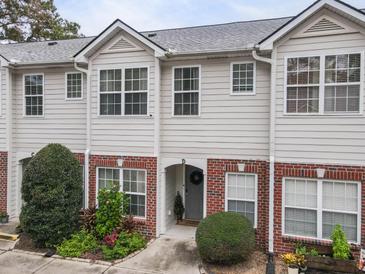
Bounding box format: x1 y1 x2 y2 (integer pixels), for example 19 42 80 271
281 252 306 268
103 231 119 247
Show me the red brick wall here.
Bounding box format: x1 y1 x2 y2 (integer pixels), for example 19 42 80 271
274 162 365 257
0 152 7 214
207 159 269 251
88 155 157 238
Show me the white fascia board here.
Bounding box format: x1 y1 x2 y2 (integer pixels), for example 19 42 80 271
259 0 365 50
75 20 166 62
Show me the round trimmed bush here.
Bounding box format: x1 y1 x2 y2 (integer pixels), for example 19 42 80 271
20 144 83 247
196 212 255 264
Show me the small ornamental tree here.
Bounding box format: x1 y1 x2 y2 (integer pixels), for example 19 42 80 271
174 192 184 221
20 144 83 247
331 224 351 260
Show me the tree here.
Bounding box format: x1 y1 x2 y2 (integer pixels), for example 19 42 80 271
20 144 83 247
0 0 82 42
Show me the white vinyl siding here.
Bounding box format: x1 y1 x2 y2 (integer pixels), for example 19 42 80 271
275 11 365 166
173 66 200 116
283 178 361 243
231 62 256 95
91 34 155 155
24 74 44 116
225 173 257 227
122 169 146 218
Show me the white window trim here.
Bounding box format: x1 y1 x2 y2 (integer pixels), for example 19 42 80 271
230 61 256 96
23 73 45 118
224 172 258 228
65 72 83 101
97 65 150 117
171 64 202 117
283 50 364 116
96 166 147 219
282 177 361 244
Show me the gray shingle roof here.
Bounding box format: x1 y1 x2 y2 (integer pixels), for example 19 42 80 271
0 6 364 64
0 37 94 64
142 17 291 54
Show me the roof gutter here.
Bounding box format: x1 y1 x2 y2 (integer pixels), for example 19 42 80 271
252 48 276 271
74 61 91 208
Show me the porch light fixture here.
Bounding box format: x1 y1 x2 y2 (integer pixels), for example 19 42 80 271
316 168 325 178
117 159 124 167
237 163 245 172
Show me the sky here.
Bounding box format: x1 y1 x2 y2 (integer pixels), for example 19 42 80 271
55 0 365 36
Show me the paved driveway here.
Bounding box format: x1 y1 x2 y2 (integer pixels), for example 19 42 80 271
0 236 203 274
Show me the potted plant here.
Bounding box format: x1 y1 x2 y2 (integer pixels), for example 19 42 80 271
282 252 306 274
304 226 358 273
0 211 9 224
174 192 184 224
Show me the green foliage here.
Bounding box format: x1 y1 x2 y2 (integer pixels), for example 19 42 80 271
95 186 129 239
20 144 83 247
295 243 319 257
80 206 97 234
0 0 82 42
331 225 351 260
56 230 98 257
196 212 255 264
0 211 7 218
174 192 184 221
101 232 146 261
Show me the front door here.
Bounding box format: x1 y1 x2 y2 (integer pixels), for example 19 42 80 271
184 166 204 220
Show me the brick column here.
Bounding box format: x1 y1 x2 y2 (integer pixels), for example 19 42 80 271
0 152 8 213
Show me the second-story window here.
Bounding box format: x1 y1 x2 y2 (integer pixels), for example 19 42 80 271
66 72 82 99
286 53 362 115
173 66 200 116
100 69 122 115
286 57 320 113
231 62 255 95
99 67 149 116
125 68 148 115
24 74 44 116
324 54 361 113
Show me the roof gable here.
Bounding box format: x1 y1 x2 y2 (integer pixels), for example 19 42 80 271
259 0 365 50
74 19 166 62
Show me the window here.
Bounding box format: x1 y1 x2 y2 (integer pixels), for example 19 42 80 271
125 68 148 115
226 173 257 226
324 54 361 113
285 53 362 114
283 178 360 243
66 72 82 99
286 57 320 113
24 74 43 116
173 66 200 116
99 69 122 115
122 169 146 217
99 67 149 116
231 62 255 94
97 167 120 190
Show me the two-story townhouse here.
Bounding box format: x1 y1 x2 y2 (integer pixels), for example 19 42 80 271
0 0 365 257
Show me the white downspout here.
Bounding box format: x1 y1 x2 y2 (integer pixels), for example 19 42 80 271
252 49 276 256
5 66 13 216
154 57 162 236
74 62 91 208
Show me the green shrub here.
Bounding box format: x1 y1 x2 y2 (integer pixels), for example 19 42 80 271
101 232 146 260
331 225 350 260
57 230 99 257
20 144 83 247
95 186 129 238
196 212 255 264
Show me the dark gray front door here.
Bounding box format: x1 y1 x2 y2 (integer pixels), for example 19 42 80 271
184 166 204 220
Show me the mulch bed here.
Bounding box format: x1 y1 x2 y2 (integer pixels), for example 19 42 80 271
14 233 54 254
204 251 288 274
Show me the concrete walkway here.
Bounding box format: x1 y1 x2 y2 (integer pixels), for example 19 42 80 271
0 235 203 274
